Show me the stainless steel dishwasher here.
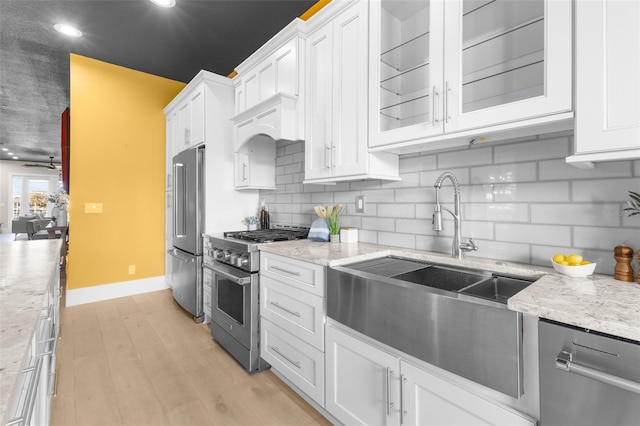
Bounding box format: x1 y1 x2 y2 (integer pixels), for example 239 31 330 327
539 319 640 426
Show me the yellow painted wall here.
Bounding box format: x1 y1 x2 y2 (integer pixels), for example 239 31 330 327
68 54 185 290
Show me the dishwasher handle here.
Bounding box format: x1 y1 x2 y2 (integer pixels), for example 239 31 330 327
556 350 640 394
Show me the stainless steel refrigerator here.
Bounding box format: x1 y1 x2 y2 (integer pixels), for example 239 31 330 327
168 146 205 322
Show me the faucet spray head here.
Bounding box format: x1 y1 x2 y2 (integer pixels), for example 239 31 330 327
432 205 443 231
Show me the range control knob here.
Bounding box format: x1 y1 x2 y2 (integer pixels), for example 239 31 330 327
237 256 249 268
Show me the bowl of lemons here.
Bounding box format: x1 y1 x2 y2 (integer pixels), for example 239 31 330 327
551 253 596 277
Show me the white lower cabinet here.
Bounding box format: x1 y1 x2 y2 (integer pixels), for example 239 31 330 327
259 252 326 407
326 324 535 426
261 318 325 405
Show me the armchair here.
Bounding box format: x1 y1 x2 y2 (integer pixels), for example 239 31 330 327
11 215 52 240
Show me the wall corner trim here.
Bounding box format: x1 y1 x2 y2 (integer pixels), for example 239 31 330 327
66 276 169 307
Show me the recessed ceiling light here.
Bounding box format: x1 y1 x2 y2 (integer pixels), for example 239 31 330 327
8 152 13 155
1 148 7 151
150 0 176 7
13 156 18 160
54 23 83 37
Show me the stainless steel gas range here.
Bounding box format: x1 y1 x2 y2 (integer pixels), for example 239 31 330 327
203 226 309 374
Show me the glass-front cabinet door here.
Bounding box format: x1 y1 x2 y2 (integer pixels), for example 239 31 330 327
445 0 572 131
369 0 445 148
369 0 572 149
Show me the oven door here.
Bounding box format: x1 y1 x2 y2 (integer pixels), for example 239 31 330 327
207 261 258 351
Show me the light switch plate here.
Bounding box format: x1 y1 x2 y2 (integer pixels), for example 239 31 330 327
355 196 365 213
85 202 103 213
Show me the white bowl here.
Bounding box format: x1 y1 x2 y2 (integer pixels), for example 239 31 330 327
551 259 597 277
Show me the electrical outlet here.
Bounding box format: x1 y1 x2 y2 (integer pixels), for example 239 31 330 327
355 196 365 213
128 265 136 275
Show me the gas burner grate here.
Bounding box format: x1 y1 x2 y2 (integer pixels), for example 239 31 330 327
224 226 309 243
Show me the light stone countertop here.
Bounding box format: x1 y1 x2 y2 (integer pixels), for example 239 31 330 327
259 239 640 342
0 240 62 422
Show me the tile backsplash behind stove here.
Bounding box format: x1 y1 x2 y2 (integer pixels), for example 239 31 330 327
259 132 639 275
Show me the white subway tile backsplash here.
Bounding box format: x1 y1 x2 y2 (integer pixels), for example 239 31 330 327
539 159 632 181
572 178 640 202
470 162 537 184
362 217 395 232
380 172 420 188
378 232 416 249
438 147 492 168
378 204 416 218
396 187 434 203
361 189 396 203
468 240 531 263
494 182 570 202
416 235 451 253
496 223 571 246
261 138 637 276
396 219 433 235
420 168 470 186
358 229 378 244
573 227 639 249
494 136 570 163
400 154 437 173
276 174 293 185
531 203 622 226
464 203 529 222
311 192 334 204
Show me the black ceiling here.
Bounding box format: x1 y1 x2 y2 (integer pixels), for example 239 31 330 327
0 0 315 164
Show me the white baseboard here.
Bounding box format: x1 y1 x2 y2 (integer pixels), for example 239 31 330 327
65 275 170 307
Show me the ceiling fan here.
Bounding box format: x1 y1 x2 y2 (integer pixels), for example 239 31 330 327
23 156 57 170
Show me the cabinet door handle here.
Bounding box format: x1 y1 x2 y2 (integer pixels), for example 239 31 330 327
386 368 395 416
270 346 301 369
270 301 301 317
184 128 190 145
271 265 301 276
242 162 247 181
431 86 438 126
400 374 408 424
332 145 336 169
325 144 331 169
444 81 451 124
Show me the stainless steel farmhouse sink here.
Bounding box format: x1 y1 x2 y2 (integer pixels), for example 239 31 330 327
327 256 538 398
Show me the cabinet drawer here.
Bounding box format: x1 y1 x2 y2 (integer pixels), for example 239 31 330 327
260 253 325 296
261 275 325 351
261 318 325 407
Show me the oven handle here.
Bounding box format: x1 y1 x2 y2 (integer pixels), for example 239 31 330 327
203 262 251 286
556 350 640 394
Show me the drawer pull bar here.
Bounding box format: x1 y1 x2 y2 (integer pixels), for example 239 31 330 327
270 301 301 317
556 350 640 394
270 346 301 369
271 265 301 276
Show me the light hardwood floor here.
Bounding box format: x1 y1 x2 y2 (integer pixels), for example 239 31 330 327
51 289 332 426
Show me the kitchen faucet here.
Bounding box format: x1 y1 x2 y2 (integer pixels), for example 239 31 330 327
432 171 478 259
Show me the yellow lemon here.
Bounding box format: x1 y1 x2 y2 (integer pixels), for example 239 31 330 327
566 254 583 264
552 253 566 263
558 261 569 266
580 260 591 265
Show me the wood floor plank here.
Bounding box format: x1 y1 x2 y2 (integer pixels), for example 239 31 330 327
74 351 123 426
165 399 213 426
52 290 332 426
121 311 200 412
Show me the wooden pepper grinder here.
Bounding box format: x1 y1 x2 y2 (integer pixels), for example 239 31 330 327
614 245 634 282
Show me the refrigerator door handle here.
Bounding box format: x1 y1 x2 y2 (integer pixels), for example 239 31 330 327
167 249 195 263
173 162 186 238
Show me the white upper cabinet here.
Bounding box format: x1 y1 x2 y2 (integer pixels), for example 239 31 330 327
369 0 573 152
231 19 306 151
175 84 206 152
305 0 399 183
566 0 640 168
